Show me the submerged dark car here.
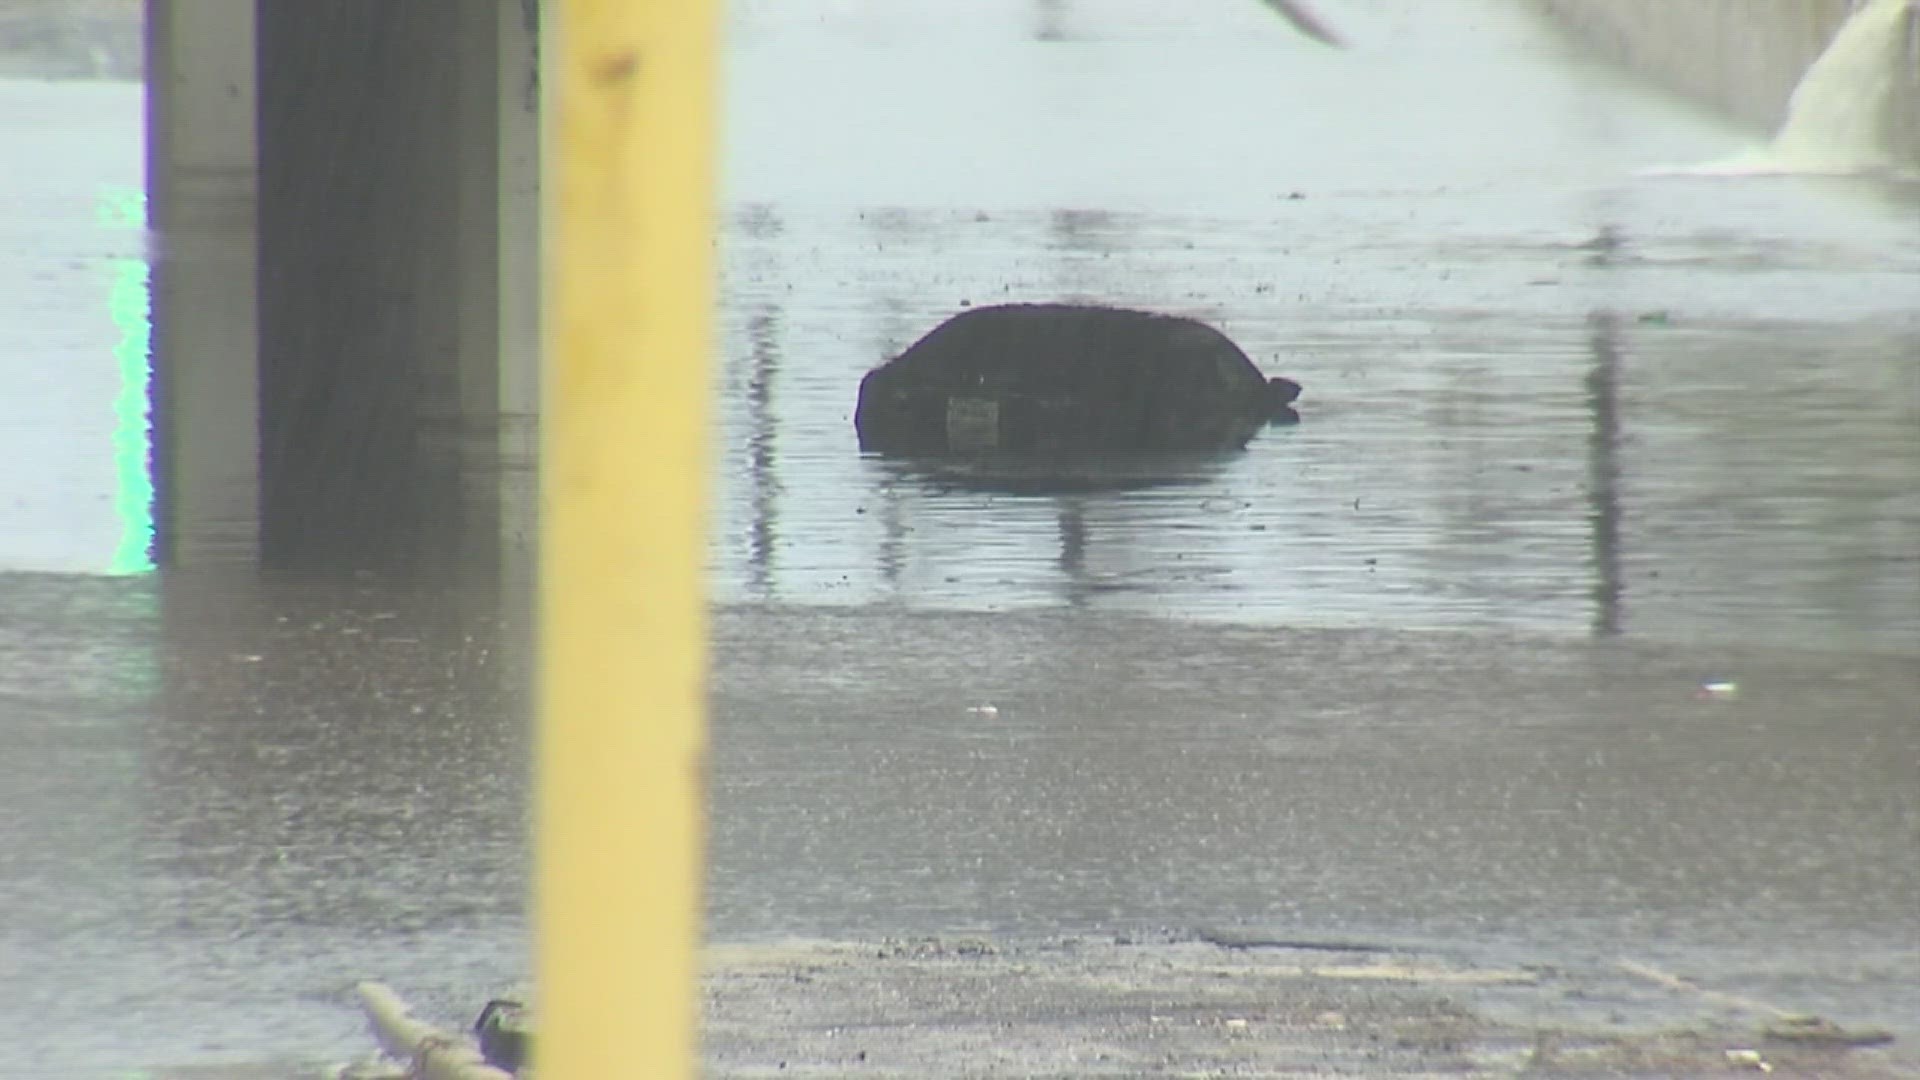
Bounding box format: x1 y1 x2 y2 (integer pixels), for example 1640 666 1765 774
854 304 1302 453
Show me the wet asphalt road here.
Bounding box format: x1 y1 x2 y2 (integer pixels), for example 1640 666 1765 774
4 0 1920 1073
707 605 1920 1031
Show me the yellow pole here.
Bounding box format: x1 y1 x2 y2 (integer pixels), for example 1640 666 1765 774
541 0 716 1077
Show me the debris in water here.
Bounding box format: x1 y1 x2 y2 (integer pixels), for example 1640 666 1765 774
475 997 533 1073
1256 0 1347 48
1761 1014 1896 1047
1695 680 1739 701
967 703 1000 718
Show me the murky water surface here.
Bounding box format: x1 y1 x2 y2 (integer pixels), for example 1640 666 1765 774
3 0 1918 1073
715 1 1920 647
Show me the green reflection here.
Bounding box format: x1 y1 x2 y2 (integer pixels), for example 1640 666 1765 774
102 184 155 574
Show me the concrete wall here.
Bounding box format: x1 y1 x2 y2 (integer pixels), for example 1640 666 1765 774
1534 0 1920 161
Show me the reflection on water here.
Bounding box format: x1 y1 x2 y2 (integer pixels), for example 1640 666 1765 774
869 450 1245 606
1583 311 1624 636
1033 0 1068 43
745 310 782 596
713 197 1920 646
874 450 1240 496
0 572 531 1073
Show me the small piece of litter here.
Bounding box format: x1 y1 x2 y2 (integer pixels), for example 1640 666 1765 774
1761 1015 1896 1046
1725 1048 1772 1072
1695 680 1739 701
966 704 1000 717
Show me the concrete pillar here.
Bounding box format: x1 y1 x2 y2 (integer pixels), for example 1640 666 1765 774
148 0 540 570
255 1 450 568
452 1 504 565
252 0 540 569
498 0 543 579
145 0 259 565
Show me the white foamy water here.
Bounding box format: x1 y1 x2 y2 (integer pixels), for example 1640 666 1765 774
1649 0 1919 178
1771 0 1917 171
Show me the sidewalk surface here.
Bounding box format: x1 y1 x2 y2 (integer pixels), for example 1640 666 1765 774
704 934 1911 1078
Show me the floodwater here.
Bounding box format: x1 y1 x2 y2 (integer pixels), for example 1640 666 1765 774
714 1 1920 646
4 0 1920 1074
